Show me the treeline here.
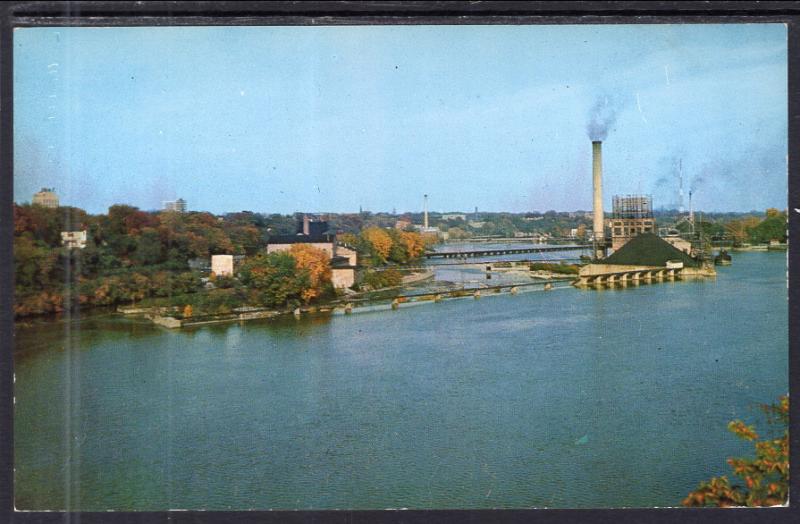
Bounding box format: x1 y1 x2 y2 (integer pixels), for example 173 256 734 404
716 209 787 245
13 204 317 317
338 227 433 267
144 244 336 317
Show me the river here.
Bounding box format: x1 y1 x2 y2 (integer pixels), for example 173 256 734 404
13 251 787 510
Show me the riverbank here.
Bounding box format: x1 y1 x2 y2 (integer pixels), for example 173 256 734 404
120 274 573 329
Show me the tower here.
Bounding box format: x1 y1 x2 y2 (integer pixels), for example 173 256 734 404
592 141 606 259
423 194 429 229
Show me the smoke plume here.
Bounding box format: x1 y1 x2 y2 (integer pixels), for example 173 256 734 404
586 95 622 141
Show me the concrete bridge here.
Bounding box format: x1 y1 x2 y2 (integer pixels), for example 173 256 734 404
574 264 684 287
424 245 591 259
371 257 582 272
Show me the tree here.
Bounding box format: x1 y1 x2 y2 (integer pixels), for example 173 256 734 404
361 227 393 263
133 227 164 265
683 396 788 507
238 251 308 308
289 244 331 303
398 230 426 259
575 224 587 241
749 213 786 244
724 217 760 246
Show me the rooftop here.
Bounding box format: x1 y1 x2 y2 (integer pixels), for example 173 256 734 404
267 233 335 244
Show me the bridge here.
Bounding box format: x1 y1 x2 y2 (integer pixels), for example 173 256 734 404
424 244 591 259
371 257 583 272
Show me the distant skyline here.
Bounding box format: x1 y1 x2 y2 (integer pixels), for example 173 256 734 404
14 24 787 215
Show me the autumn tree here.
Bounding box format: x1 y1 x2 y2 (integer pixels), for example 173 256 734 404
289 244 332 303
361 227 393 263
683 396 788 508
398 230 426 260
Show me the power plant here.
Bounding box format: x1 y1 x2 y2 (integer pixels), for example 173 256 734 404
578 138 716 287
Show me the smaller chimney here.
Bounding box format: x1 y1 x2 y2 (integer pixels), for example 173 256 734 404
423 194 429 229
303 215 310 235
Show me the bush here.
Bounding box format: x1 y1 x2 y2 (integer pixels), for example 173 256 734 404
683 396 788 507
529 262 579 275
362 268 403 290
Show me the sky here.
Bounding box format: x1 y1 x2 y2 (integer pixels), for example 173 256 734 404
14 24 787 215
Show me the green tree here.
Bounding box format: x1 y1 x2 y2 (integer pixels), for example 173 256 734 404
238 251 308 308
749 212 786 244
133 227 164 266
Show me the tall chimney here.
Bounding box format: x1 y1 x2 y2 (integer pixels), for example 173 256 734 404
592 141 605 257
423 194 429 229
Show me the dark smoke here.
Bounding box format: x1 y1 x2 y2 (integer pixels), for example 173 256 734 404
586 95 622 141
689 175 705 192
653 176 670 188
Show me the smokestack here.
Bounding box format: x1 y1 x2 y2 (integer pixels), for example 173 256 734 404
303 215 310 235
678 159 684 213
689 190 694 234
592 141 605 257
423 194 429 229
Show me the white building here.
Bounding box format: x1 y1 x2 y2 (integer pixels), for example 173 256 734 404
33 188 59 208
61 230 87 249
163 198 187 212
211 254 234 277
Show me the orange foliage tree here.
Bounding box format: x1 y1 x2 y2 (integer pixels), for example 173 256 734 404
361 227 393 262
289 244 331 303
683 395 788 507
398 230 426 259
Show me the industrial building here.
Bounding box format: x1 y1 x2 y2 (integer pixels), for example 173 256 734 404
267 215 357 289
576 232 714 287
610 195 656 250
32 188 59 208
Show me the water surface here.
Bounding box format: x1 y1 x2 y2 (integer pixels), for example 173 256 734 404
14 252 787 510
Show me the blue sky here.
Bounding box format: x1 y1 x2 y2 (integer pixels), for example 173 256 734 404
14 24 787 214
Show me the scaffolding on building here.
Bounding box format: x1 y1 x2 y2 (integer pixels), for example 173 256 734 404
612 195 654 219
